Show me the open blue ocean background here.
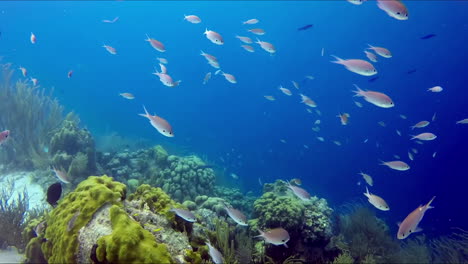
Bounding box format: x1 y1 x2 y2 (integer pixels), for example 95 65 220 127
1 0 467 238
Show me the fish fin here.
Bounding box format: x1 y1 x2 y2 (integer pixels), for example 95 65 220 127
352 84 364 97
364 186 370 197
254 229 264 238
414 227 423 233
378 159 386 166
330 55 344 64
203 28 208 35
426 196 436 209
139 105 150 118
367 44 375 49
144 34 150 41
283 243 289 248
397 222 401 227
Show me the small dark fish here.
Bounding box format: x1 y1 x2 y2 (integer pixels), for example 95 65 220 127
406 69 417 74
46 182 62 207
420 34 436 40
368 76 379 82
298 24 313 31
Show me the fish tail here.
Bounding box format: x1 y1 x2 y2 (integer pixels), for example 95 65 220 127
426 196 436 209
364 186 370 197
330 55 344 64
409 135 416 140
254 229 264 238
378 160 386 166
139 105 149 118
144 33 150 41
367 44 374 49
352 84 364 97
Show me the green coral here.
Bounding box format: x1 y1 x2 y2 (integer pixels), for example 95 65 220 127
184 249 203 264
128 184 182 217
96 205 174 263
38 175 126 263
49 114 96 181
332 252 354 264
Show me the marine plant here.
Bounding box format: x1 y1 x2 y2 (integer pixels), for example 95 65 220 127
333 206 400 263
430 228 468 263
0 63 64 171
0 182 29 249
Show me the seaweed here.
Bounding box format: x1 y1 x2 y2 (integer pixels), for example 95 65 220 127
431 228 468 263
0 63 64 171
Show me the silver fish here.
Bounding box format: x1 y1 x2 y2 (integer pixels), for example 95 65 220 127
224 205 248 226
170 208 196 222
206 241 224 264
287 182 311 201
256 228 290 247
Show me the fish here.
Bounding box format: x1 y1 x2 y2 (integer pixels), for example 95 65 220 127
315 109 322 116
291 81 299 89
217 71 236 84
258 177 263 186
256 228 290 247
139 106 174 137
427 86 443 92
279 86 292 96
393 155 401 160
67 70 73 78
377 0 409 20
354 101 363 108
400 114 407 119
236 35 253 44
241 45 255 52
353 84 394 108
331 56 377 76
0 130 10 144
230 173 239 180
432 152 437 158
297 24 313 31
204 29 224 45
414 141 424 145
368 76 379 83
119 93 135 100
46 182 62 207
255 38 276 54
30 32 36 44
19 66 27 77
305 75 315 80
347 0 367 5
380 160 410 171
321 48 325 56
203 72 212 84
31 78 38 86
314 120 321 125
420 34 436 40
206 242 224 264
67 210 81 232
408 151 414 161
300 94 317 107
317 136 324 142
280 139 287 144
333 141 342 146
364 187 389 211
411 148 418 154
364 50 378 62
200 51 219 65
397 196 436 239
359 172 373 186
224 205 248 226
34 221 46 237
264 95 275 101
456 118 468 124
367 44 392 58
290 178 302 186
102 44 117 55
411 132 437 141
243 18 259 25
170 208 196 222
312 127 320 132
396 130 401 136
52 166 71 184
145 34 165 52
378 121 386 127
287 182 311 201
411 121 430 129
102 17 119 23
247 28 265 35
406 69 417 74
157 57 168 64
184 15 201 24
432 113 437 122
303 145 309 149
337 113 350 125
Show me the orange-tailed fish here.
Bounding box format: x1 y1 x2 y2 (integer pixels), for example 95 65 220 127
397 196 435 239
139 106 174 137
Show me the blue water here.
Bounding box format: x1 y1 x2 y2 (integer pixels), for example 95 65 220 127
1 1 467 237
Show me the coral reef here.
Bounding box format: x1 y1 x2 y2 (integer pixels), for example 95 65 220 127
0 63 64 171
0 183 29 249
214 186 257 216
96 205 173 263
49 113 97 183
98 145 216 202
249 180 334 263
127 184 183 219
25 175 126 263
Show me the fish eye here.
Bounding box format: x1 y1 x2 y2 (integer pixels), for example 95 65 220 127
163 130 166 132
396 12 401 15
282 239 285 242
